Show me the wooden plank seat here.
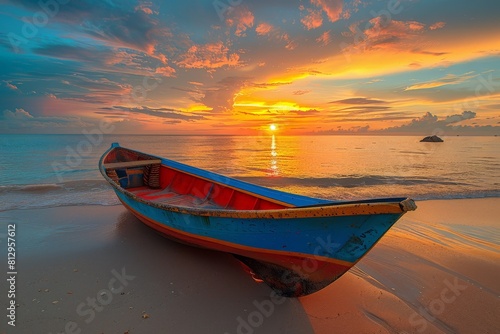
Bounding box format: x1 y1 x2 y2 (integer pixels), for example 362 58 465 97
103 159 162 169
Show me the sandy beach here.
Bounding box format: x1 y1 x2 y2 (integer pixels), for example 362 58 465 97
1 198 499 333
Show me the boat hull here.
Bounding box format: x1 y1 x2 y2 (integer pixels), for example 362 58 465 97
114 188 404 296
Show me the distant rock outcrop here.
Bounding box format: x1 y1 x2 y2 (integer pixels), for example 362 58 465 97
420 135 443 142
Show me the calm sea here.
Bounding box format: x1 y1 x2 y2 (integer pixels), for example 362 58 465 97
0 134 499 211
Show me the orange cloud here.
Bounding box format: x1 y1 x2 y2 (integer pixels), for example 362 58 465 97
405 73 476 91
135 4 153 15
176 41 240 71
225 6 254 36
316 30 332 45
301 9 323 30
365 18 425 39
256 22 274 35
155 66 176 77
311 0 343 23
430 21 446 30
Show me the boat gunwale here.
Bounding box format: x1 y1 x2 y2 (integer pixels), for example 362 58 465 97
99 144 415 219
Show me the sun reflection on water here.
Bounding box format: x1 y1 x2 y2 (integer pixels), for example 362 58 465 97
269 135 279 176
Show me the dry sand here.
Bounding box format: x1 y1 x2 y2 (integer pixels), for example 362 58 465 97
1 198 499 333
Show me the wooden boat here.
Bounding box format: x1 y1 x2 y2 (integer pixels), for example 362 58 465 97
99 143 416 297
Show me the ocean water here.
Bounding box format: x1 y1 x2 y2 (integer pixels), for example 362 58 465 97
0 134 499 211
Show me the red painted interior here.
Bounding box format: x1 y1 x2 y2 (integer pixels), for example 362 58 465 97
156 165 287 210
105 148 288 210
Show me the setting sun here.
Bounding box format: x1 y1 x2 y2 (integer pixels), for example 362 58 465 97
269 124 277 131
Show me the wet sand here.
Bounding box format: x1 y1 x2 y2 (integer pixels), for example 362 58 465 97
301 198 500 334
1 198 499 333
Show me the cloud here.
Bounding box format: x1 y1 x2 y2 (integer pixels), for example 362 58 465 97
135 3 156 15
252 81 292 89
310 0 344 23
316 30 333 45
82 6 169 55
288 109 321 115
102 106 205 122
0 108 88 132
315 110 498 135
196 77 249 113
225 6 254 36
32 43 173 79
332 97 387 104
336 105 392 115
33 44 111 63
412 50 449 56
342 18 431 52
3 81 19 91
380 111 489 134
293 90 311 95
176 41 240 71
444 110 476 123
155 66 176 77
429 21 446 30
48 74 134 104
255 22 274 36
1 108 33 120
363 18 425 46
405 73 476 91
253 21 293 49
11 0 169 55
301 9 323 30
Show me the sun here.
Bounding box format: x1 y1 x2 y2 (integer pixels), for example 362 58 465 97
269 124 277 131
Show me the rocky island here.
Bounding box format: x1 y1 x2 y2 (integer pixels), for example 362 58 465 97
420 135 444 142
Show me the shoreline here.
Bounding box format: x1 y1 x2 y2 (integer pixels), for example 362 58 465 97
1 198 499 333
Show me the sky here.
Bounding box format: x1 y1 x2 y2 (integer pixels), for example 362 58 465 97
1 0 499 135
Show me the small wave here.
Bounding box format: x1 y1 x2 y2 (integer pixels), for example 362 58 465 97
398 150 429 155
0 183 63 193
0 179 119 211
414 190 500 201
0 180 109 193
237 175 463 188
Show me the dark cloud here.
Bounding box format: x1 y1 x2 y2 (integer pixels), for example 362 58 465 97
412 50 449 56
332 97 387 105
252 81 292 89
288 109 321 115
326 111 413 122
336 105 392 115
444 110 476 123
102 106 205 122
292 90 311 95
33 44 111 63
9 0 168 54
379 111 498 135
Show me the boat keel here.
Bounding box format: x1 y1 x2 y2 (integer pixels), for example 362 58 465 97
234 255 349 297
